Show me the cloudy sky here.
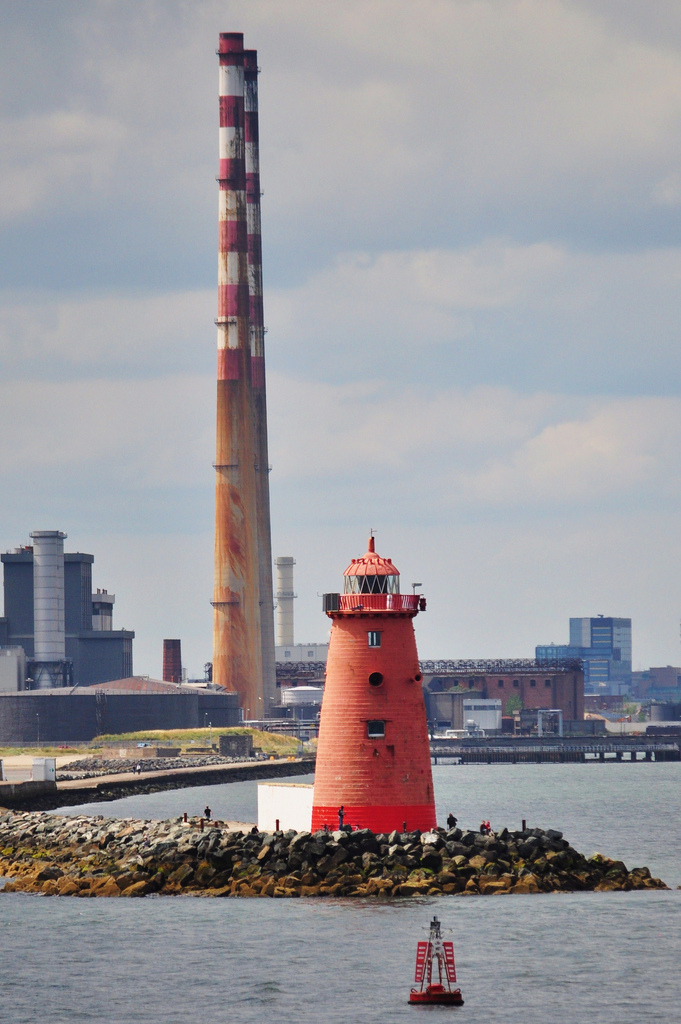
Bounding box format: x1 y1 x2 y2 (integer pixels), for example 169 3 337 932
2 0 681 676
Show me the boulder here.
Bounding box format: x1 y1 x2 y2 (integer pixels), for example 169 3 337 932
94 878 122 898
594 879 620 892
396 881 431 896
167 863 194 887
510 875 541 894
445 842 470 858
288 831 311 850
57 878 80 896
122 880 151 897
420 850 442 872
195 862 217 886
36 865 63 882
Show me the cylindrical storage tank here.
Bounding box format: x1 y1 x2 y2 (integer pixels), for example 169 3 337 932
163 639 182 684
281 685 324 706
275 557 296 647
30 531 66 687
311 538 436 834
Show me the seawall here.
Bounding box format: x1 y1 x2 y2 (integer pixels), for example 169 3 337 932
0 757 315 811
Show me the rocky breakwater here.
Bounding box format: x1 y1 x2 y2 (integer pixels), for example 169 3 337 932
57 754 263 781
0 811 667 898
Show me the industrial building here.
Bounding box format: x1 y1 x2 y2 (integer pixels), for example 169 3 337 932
276 643 328 664
630 666 681 701
273 555 328 694
0 678 239 745
422 660 584 731
462 698 502 733
536 616 632 695
0 533 134 689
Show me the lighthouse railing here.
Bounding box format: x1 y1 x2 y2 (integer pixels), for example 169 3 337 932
338 594 420 613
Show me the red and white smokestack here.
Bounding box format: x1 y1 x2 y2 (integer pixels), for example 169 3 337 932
213 32 263 717
244 49 276 712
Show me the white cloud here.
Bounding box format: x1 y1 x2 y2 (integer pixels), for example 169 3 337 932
267 373 681 510
460 398 681 505
2 0 681 250
266 241 681 392
0 112 127 221
0 288 212 374
4 238 680 397
0 373 213 487
651 171 681 206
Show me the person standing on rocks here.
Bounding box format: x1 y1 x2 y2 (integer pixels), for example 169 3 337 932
447 813 458 829
204 805 212 821
338 806 344 829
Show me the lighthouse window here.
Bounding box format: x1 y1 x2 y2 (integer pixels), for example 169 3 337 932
344 574 400 595
368 631 382 647
369 672 384 687
367 720 385 738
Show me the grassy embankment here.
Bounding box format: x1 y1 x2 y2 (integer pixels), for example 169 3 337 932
0 728 301 759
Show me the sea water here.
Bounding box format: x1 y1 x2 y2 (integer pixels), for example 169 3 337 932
2 763 680 1024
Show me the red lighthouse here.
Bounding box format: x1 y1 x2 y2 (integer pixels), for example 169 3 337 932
311 537 437 833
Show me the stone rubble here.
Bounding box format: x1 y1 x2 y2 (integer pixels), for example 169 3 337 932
0 811 668 899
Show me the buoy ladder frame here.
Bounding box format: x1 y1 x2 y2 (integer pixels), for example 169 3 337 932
409 915 463 1005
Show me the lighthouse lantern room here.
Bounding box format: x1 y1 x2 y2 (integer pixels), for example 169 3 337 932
311 537 437 833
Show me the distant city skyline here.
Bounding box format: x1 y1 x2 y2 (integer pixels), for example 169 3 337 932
1 1 681 677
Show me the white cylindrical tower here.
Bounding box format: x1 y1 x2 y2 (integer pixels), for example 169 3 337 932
274 556 296 647
30 530 67 689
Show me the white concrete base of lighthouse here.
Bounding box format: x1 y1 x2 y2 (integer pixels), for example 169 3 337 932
257 782 313 832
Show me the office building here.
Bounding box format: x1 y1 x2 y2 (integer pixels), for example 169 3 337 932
536 616 632 695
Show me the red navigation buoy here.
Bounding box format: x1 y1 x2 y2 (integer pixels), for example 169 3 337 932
409 916 464 1006
311 536 436 834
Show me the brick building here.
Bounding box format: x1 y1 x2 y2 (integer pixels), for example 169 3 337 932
422 660 584 730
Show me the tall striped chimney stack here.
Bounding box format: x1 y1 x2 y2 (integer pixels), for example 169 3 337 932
212 32 275 718
244 48 276 712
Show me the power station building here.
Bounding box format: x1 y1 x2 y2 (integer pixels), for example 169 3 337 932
0 538 134 688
